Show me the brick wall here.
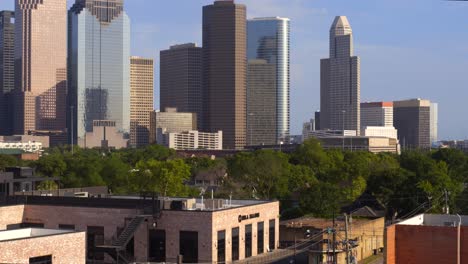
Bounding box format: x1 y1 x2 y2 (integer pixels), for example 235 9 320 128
0 231 86 264
0 205 25 229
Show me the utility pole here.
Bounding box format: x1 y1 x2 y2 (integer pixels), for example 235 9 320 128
444 189 450 214
70 105 74 155
345 213 350 264
457 214 461 264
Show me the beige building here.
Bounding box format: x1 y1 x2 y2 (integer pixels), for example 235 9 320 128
203 0 247 149
0 228 86 264
321 16 361 134
82 120 128 149
361 126 398 139
393 99 431 149
13 0 67 144
319 136 400 154
130 56 154 148
158 130 223 150
0 195 279 263
149 108 197 144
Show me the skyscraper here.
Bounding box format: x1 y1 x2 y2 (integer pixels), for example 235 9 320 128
246 59 276 146
394 99 431 149
361 102 394 128
68 0 131 147
130 56 154 148
160 43 203 128
247 17 290 144
203 0 247 150
320 16 360 133
0 11 15 136
13 0 67 141
430 102 438 144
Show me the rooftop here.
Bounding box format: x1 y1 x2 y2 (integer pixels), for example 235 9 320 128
0 228 76 242
397 214 468 227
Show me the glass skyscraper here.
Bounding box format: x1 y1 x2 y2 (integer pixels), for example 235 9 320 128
247 17 290 144
68 0 130 147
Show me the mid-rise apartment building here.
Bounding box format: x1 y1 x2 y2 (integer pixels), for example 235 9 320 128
158 130 223 150
149 108 197 144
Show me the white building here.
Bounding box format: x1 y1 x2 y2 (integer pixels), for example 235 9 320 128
361 126 398 139
0 141 43 153
361 102 393 128
157 130 223 150
430 102 438 144
303 130 357 141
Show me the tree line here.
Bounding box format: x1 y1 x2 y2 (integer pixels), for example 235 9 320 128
1 139 468 220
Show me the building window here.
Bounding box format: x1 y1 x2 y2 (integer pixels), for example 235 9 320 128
149 229 166 262
217 230 226 263
87 226 104 261
269 219 276 251
232 227 240 261
180 231 198 263
29 255 52 264
245 224 252 258
257 222 264 254
58 224 75 230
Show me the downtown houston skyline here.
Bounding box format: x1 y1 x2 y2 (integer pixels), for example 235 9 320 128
0 0 466 140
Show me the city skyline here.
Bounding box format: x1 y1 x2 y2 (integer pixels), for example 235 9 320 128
0 0 466 139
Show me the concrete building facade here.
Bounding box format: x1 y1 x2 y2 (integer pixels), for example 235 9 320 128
393 99 431 149
247 17 290 144
361 102 393 128
160 43 203 128
203 0 247 149
430 102 438 144
158 130 223 150
246 59 277 146
130 56 154 148
361 126 398 139
320 16 361 134
149 108 197 144
0 11 15 136
68 0 131 147
13 0 68 143
82 120 128 149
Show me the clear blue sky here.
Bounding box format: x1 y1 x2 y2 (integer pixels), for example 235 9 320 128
2 0 468 139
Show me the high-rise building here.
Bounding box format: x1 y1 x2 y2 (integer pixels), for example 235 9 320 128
203 0 247 150
13 0 68 143
430 102 438 144
130 56 154 148
247 17 290 144
246 60 276 146
160 43 203 128
393 99 431 149
320 16 360 134
149 108 197 144
361 102 394 128
0 11 15 136
68 0 131 148
315 111 321 130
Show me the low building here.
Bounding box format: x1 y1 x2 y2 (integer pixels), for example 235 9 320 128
303 130 357 141
0 228 86 264
318 136 400 154
0 135 49 153
0 167 60 196
386 214 468 264
280 216 385 264
0 195 279 263
149 108 197 144
81 120 129 150
361 126 398 139
158 129 223 150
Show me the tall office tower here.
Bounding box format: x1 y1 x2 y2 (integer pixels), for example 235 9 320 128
203 0 247 150
320 16 360 134
361 102 394 128
160 43 203 128
246 60 276 146
393 99 431 149
0 11 15 136
130 57 154 148
430 102 438 144
13 0 67 142
315 111 321 130
247 17 290 144
68 0 131 148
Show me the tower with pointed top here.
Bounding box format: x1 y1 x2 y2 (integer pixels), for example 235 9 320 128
320 16 360 133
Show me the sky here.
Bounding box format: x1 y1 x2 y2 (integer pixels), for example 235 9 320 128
2 0 468 140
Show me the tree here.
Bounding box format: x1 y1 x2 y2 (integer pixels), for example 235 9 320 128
299 182 343 217
34 152 67 178
0 154 17 171
37 180 58 191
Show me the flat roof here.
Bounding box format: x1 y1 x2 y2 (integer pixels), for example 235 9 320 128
397 214 468 227
0 228 75 242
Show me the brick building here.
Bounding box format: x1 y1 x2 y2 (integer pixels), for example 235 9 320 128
0 195 279 263
386 214 468 264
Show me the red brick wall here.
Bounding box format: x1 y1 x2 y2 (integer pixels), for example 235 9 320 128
386 224 468 264
0 231 86 264
0 205 25 229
